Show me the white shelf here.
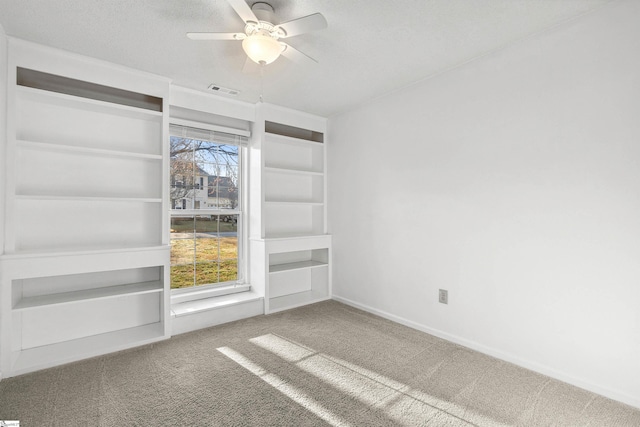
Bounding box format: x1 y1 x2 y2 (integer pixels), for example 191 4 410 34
269 260 327 274
265 200 324 206
1 244 169 260
9 242 165 258
17 85 163 120
262 234 329 242
11 323 165 376
269 290 330 314
14 280 163 311
264 232 328 240
17 139 162 159
264 166 323 176
14 194 162 203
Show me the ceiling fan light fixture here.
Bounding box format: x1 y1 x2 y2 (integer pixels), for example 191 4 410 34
242 33 283 65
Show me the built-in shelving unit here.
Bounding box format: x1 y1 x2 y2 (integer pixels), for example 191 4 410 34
262 131 325 239
250 105 331 314
0 40 171 378
266 242 330 313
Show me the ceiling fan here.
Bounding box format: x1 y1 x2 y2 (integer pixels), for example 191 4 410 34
187 0 327 67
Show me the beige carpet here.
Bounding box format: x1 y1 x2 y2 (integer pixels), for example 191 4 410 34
1 300 639 426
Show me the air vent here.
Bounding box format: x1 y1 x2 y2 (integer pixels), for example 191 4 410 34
207 84 240 96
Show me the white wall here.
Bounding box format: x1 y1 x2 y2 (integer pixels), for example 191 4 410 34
0 24 6 254
0 24 6 380
328 0 640 408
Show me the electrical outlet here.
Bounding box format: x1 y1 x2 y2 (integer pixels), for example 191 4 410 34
439 289 448 304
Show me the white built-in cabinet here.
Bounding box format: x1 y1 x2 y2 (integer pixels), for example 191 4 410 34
11 84 164 252
265 235 331 313
263 133 325 237
250 105 331 314
0 39 171 377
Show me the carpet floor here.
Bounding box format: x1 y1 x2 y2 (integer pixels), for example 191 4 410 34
0 300 639 426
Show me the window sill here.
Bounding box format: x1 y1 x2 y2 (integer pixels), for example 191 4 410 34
171 283 250 305
171 289 262 318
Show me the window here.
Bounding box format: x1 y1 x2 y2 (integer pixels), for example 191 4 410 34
169 123 246 291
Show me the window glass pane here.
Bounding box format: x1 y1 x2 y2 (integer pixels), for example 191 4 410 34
218 144 239 159
170 264 195 289
195 216 219 263
195 261 219 287
219 215 238 283
193 140 219 163
171 263 194 290
170 216 194 234
170 137 193 161
194 215 218 232
220 234 238 260
189 164 211 210
210 180 238 210
220 259 238 282
170 159 194 210
170 216 195 289
219 215 238 232
171 237 195 266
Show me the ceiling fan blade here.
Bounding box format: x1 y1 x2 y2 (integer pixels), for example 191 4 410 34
280 43 318 66
227 0 258 24
187 32 244 40
275 13 327 38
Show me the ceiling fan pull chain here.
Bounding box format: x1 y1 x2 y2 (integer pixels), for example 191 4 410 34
259 62 265 103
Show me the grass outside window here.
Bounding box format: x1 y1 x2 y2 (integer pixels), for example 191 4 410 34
170 216 239 289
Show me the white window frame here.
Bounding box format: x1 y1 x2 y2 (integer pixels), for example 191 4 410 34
169 120 249 303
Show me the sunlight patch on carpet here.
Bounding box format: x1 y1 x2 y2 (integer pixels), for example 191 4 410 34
216 346 355 427
249 333 511 427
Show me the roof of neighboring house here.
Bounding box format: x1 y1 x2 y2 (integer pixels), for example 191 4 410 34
195 165 209 177
208 176 236 198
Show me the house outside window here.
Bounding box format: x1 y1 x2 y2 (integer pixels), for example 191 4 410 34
169 123 246 292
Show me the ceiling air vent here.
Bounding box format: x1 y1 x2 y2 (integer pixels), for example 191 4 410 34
207 84 240 96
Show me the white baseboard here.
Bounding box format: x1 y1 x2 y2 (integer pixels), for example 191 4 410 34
332 294 640 410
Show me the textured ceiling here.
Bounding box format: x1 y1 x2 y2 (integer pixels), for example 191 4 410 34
0 0 612 117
